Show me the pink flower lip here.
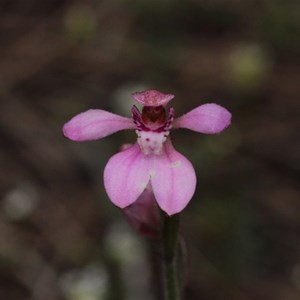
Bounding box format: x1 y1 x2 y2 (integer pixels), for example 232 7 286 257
103 140 197 216
132 89 175 107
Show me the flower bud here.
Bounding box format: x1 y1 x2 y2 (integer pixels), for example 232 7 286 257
123 186 161 238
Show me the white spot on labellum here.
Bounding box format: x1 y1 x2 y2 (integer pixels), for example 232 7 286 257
170 160 181 168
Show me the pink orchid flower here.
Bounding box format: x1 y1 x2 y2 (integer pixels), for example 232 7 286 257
63 89 231 216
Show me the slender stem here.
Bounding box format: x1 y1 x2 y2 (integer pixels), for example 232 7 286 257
162 213 181 300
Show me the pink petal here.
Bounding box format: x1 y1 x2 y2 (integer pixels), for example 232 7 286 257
132 89 174 107
103 144 150 208
173 103 231 134
63 109 135 141
150 140 196 215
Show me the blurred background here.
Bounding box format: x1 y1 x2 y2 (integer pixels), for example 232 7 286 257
0 0 299 299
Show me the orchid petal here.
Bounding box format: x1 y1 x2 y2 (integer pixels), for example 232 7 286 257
150 140 196 215
132 89 174 107
63 109 135 141
104 144 150 208
173 103 231 134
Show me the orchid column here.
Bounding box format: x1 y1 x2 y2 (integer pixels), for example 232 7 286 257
63 89 231 299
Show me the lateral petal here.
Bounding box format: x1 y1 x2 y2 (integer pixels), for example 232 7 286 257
63 109 135 141
150 140 196 215
103 144 150 208
173 103 231 134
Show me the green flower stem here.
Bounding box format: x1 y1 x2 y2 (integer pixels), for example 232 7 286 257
162 213 181 300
